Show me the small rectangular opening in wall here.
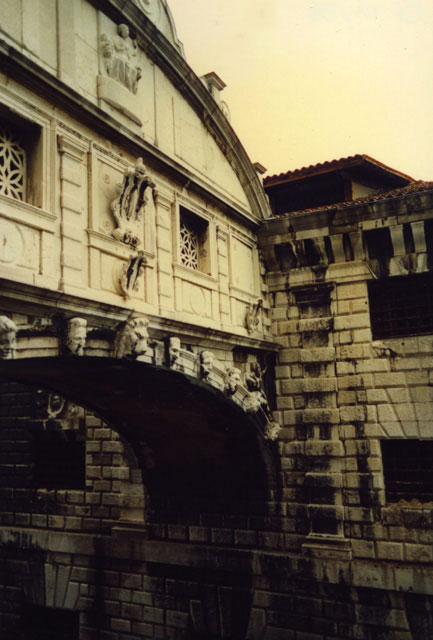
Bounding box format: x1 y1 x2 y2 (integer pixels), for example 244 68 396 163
381 439 433 503
22 605 79 640
368 272 433 339
33 438 85 490
0 110 42 207
364 228 393 276
179 206 210 274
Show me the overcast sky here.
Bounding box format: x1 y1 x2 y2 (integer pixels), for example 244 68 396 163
168 0 433 180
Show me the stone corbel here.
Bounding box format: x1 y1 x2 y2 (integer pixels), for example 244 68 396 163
114 316 149 359
166 336 182 370
199 350 214 380
64 317 87 356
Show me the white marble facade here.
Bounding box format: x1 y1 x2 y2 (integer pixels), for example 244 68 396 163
0 0 271 340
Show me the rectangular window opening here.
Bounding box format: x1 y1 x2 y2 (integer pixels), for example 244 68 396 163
179 206 210 274
33 436 85 490
22 605 79 640
381 439 433 503
0 112 42 207
368 272 433 339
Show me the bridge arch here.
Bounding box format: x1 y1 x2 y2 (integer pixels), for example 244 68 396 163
0 356 279 517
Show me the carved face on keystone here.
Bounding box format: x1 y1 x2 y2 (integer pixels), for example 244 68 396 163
169 337 181 366
66 318 87 356
130 319 149 356
0 316 17 360
200 350 214 378
226 367 241 395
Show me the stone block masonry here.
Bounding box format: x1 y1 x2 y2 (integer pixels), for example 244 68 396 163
259 181 433 638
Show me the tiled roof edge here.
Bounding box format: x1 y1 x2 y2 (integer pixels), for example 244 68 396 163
272 180 433 218
264 154 415 186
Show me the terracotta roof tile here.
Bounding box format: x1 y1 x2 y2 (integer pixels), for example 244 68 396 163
264 154 415 186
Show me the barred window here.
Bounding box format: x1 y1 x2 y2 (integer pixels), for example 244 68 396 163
0 123 26 200
381 440 433 503
368 272 433 339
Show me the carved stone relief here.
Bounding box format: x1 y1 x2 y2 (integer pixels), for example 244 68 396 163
98 24 143 123
199 350 214 380
244 363 269 415
167 336 181 369
64 318 87 356
114 251 147 300
225 366 241 397
0 315 17 359
245 298 263 334
100 24 141 94
264 421 281 441
34 389 84 431
111 158 155 250
114 316 149 359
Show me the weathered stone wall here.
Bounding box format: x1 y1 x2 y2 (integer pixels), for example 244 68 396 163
0 380 146 533
258 186 433 638
2 0 433 637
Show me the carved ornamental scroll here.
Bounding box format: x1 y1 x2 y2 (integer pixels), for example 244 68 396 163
111 158 155 249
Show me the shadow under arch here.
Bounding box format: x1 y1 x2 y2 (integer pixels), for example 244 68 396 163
0 357 282 638
0 356 278 505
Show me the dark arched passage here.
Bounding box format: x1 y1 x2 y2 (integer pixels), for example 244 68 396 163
0 357 278 505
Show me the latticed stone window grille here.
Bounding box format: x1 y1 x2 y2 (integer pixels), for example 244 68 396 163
180 219 200 270
0 123 26 200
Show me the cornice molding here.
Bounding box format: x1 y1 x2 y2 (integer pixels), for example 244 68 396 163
0 278 279 352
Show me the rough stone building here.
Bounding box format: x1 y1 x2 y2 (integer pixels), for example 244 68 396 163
1 1 433 639
260 160 433 639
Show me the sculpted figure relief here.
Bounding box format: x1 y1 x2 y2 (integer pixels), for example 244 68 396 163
225 366 241 396
101 24 142 94
245 298 263 334
116 251 147 300
265 421 281 441
111 158 155 249
114 317 149 359
65 318 87 356
244 362 269 415
168 337 181 368
0 315 17 360
199 350 214 380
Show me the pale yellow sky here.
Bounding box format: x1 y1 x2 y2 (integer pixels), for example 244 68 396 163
168 0 433 180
